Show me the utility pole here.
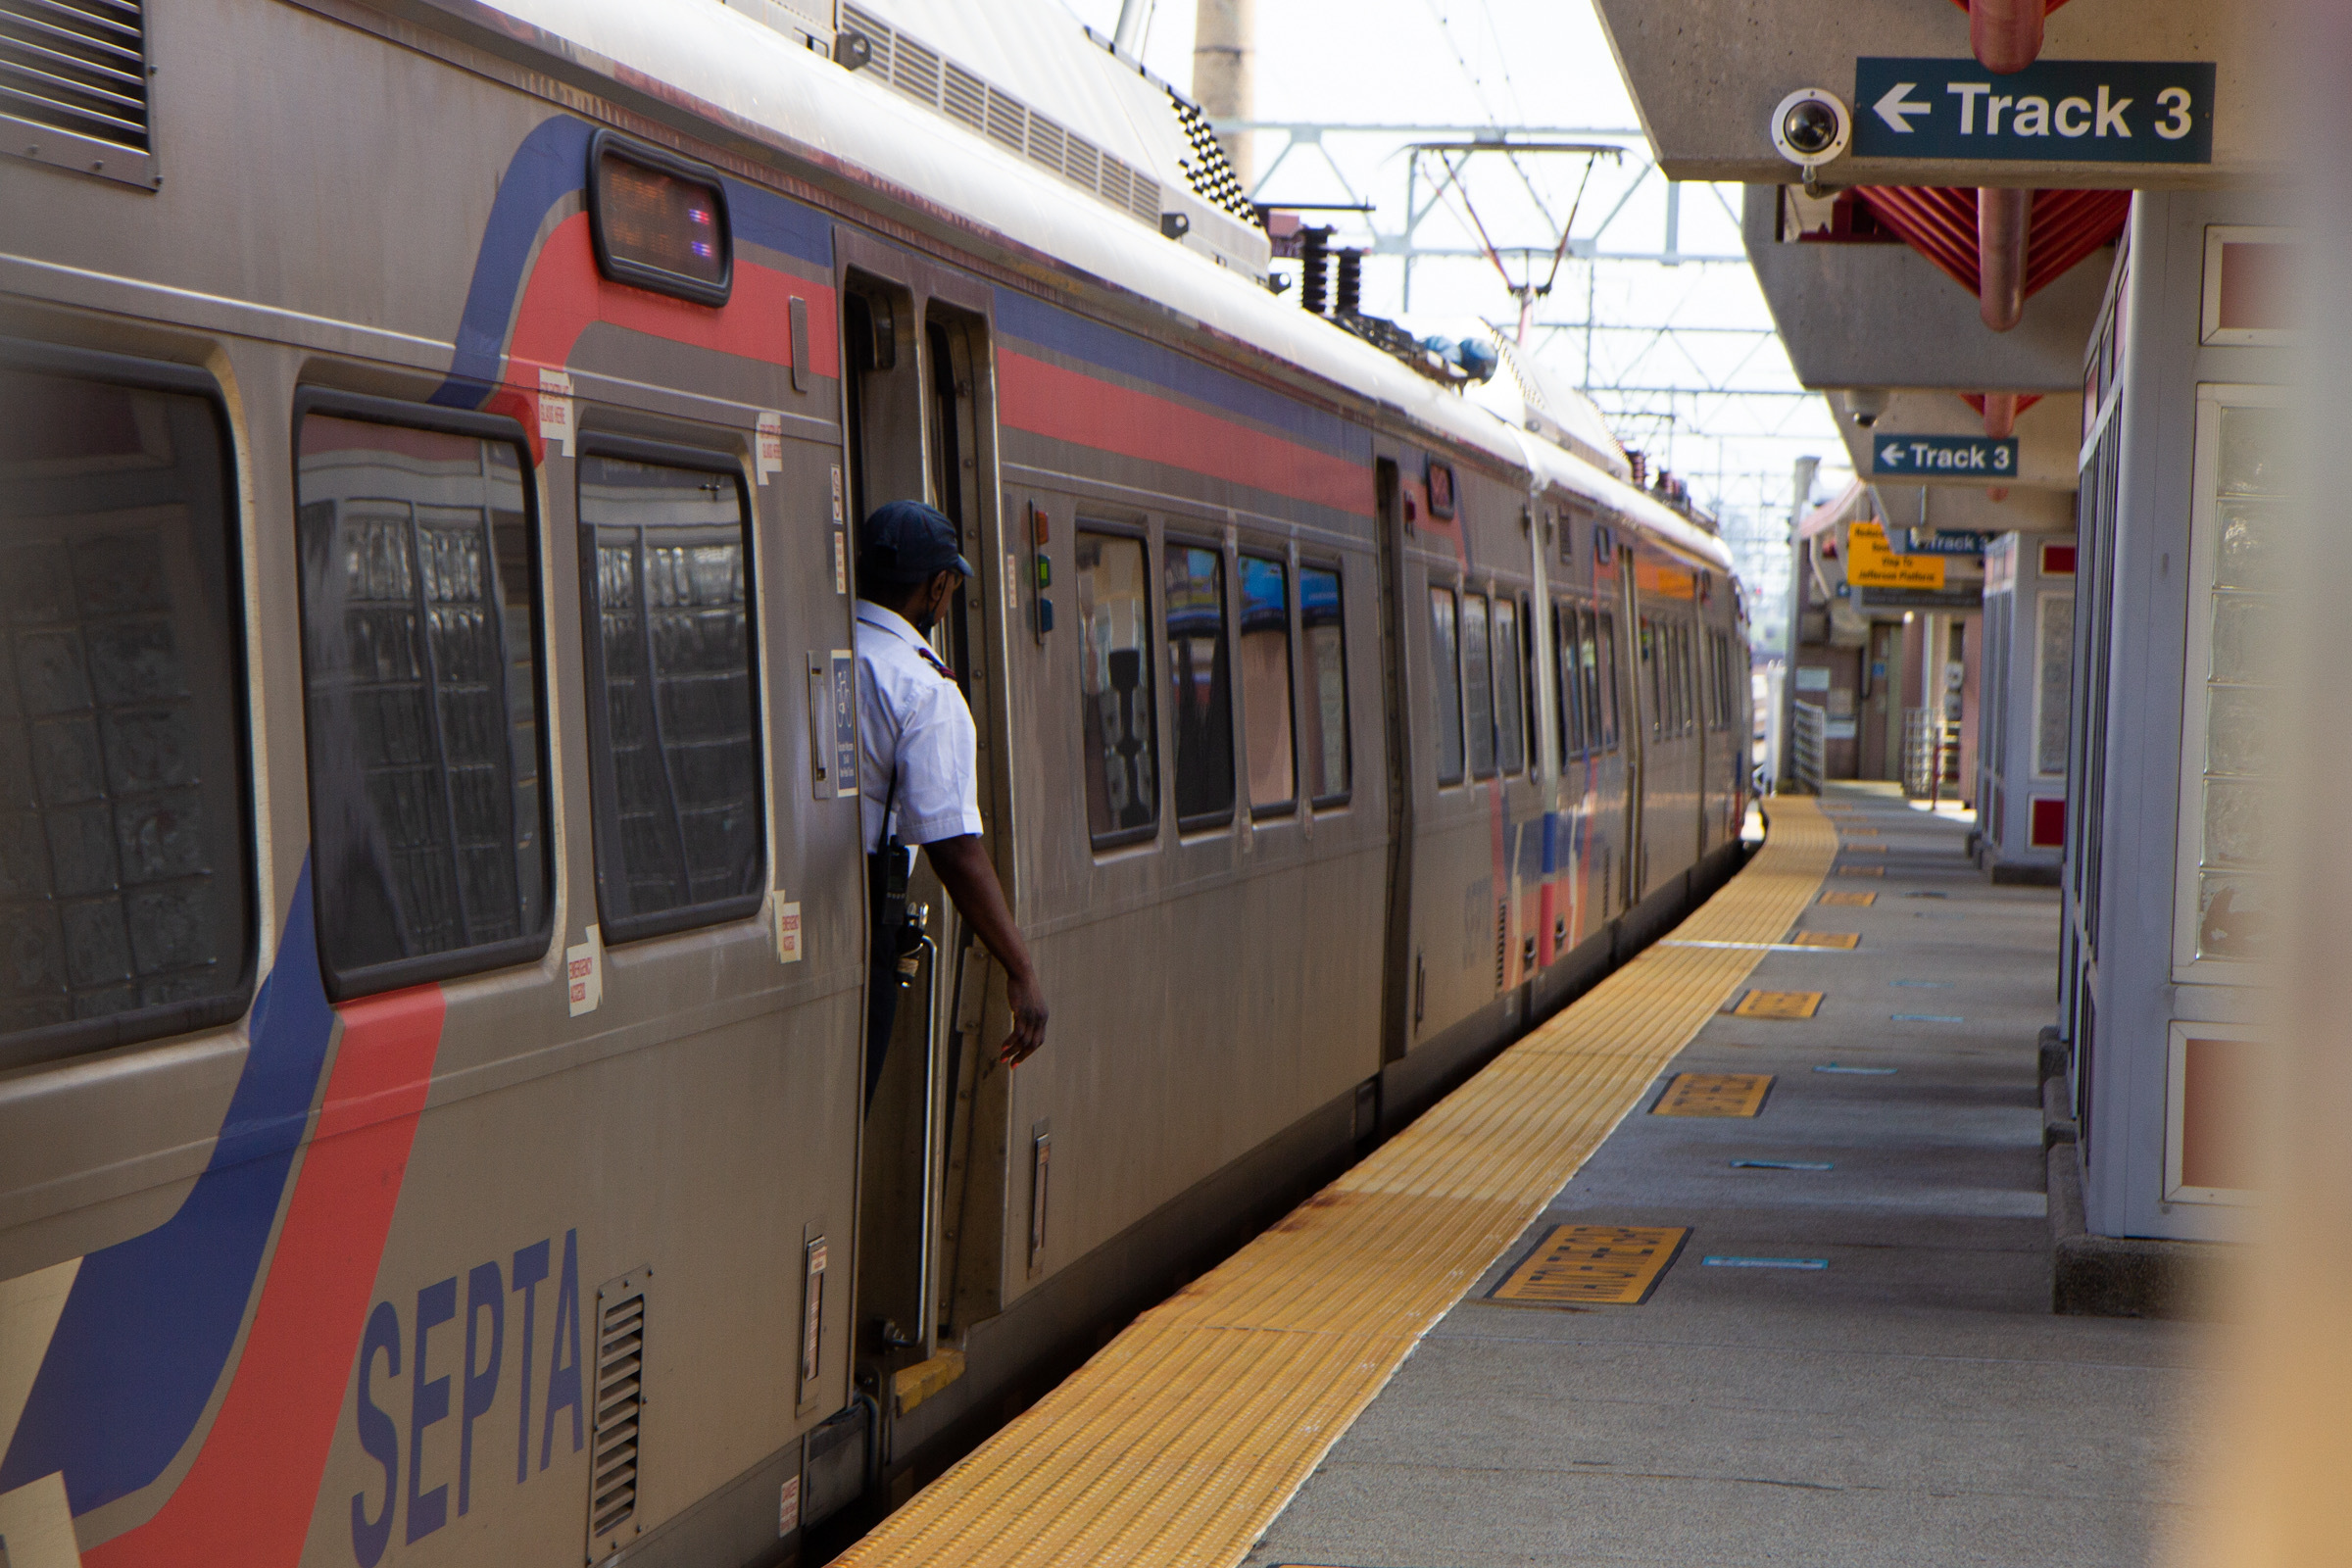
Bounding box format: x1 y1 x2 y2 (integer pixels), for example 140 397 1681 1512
1192 0 1253 187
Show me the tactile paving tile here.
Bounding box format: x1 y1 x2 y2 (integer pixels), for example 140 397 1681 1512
831 798 1840 1568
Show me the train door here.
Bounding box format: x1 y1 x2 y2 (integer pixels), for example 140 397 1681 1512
835 240 1012 1414
1373 457 1416 1064
1614 543 1646 906
1693 587 1712 862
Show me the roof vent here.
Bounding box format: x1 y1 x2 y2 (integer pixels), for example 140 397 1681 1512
838 5 1162 231
3 0 158 188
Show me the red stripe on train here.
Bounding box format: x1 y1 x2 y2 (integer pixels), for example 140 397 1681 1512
998 349 1374 517
501 211 838 460
86 986 448 1568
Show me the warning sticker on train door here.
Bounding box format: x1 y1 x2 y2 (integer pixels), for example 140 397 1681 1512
566 923 604 1016
1489 1224 1689 1306
1653 1072 1775 1115
536 368 575 456
756 411 783 483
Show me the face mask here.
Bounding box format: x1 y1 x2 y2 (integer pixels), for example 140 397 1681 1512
907 574 950 635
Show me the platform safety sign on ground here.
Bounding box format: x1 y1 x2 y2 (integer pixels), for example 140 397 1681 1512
1489 1224 1690 1307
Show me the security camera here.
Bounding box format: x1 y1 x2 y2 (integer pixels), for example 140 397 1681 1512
1843 389 1888 429
1771 89 1850 192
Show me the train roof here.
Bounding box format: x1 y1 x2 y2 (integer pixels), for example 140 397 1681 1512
463 0 1732 574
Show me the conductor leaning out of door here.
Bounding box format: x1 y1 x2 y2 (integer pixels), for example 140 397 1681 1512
856 499 1049 1106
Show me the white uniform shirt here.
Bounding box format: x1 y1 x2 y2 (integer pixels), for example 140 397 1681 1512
856 601 983 853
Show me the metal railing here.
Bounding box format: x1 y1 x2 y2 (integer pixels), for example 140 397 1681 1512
1790 701 1826 794
1903 708 1965 803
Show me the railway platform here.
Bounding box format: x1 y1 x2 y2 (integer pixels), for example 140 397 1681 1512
828 786 2201 1568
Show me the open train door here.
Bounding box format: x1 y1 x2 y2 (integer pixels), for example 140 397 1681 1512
833 233 1015 1453
1615 540 1646 908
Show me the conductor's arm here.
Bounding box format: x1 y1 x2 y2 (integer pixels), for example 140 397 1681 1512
924 834 1049 1065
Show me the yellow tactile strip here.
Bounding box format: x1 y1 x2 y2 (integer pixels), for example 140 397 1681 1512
834 798 1838 1568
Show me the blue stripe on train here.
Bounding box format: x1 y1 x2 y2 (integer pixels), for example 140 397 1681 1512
0 869 335 1516
431 116 832 409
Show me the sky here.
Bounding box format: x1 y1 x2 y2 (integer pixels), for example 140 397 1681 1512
1059 0 1853 639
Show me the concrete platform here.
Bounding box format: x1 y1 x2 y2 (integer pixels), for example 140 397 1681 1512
1243 785 2207 1568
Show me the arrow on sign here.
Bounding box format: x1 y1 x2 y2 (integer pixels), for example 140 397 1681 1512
1874 81 1931 133
1881 442 1907 466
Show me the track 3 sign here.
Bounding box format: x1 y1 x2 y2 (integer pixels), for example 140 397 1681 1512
1873 434 2019 477
1853 59 2217 165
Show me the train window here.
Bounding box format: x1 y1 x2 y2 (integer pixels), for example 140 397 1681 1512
1165 544 1234 828
1238 555 1296 815
1493 597 1525 775
295 400 551 997
1460 593 1495 780
1428 586 1464 786
0 355 254 1066
1555 605 1585 764
577 450 764 942
1299 565 1349 805
1075 530 1158 847
1596 611 1621 747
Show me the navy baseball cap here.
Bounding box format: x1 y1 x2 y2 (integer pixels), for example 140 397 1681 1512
858 499 974 585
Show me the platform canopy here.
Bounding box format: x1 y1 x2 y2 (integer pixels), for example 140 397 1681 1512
1593 0 2278 189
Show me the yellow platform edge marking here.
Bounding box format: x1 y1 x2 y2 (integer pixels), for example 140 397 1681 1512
1837 866 1886 878
1650 1072 1773 1118
1790 932 1861 950
1489 1224 1690 1306
831 798 1838 1568
1819 891 1877 906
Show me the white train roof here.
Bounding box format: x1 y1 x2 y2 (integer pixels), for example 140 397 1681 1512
469 0 1731 574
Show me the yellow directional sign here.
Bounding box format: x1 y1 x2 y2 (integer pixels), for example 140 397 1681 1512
1490 1224 1690 1306
1820 891 1878 906
1846 521 1947 591
1792 932 1862 950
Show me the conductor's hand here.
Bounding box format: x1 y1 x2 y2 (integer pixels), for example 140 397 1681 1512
1002 969 1049 1067
924 832 1050 1069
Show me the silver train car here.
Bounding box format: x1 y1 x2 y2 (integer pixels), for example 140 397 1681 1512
0 0 1749 1563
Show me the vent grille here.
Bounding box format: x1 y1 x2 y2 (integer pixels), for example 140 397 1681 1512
587 1285 645 1546
983 87 1023 152
1025 114 1064 175
836 4 1166 234
3 0 149 154
889 34 939 105
1062 133 1099 192
942 62 984 133
1128 174 1161 226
